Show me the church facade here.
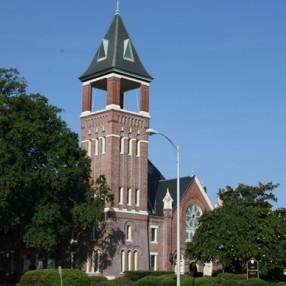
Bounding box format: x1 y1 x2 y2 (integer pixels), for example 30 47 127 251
79 7 215 279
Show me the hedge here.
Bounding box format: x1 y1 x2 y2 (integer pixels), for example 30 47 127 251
194 277 214 286
216 272 247 283
124 271 173 281
133 275 161 286
17 269 90 286
89 275 108 285
245 278 268 286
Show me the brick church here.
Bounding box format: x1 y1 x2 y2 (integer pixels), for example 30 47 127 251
79 5 216 279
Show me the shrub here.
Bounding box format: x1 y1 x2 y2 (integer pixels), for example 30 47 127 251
276 282 286 286
220 280 247 286
61 269 90 286
17 269 56 286
194 277 214 286
159 275 176 286
181 275 195 286
124 271 173 281
133 275 160 286
245 278 268 286
89 275 108 285
112 276 134 286
217 272 247 283
96 282 116 286
17 269 90 286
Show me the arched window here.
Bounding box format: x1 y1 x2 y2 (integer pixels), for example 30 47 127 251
136 135 140 157
135 189 140 207
127 225 132 241
133 251 138 271
100 136 106 154
127 250 132 271
127 188 132 206
186 204 202 242
87 139 92 157
93 249 101 273
128 138 132 155
121 250 126 273
120 132 125 154
93 138 99 156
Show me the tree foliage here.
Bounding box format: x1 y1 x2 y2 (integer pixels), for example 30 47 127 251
0 68 112 253
185 182 286 273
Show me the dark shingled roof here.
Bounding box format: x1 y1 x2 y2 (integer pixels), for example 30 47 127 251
79 12 153 84
148 160 196 215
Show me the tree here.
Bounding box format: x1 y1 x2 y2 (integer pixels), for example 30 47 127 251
185 182 285 273
0 68 112 261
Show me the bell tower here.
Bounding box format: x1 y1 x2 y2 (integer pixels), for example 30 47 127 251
79 8 153 215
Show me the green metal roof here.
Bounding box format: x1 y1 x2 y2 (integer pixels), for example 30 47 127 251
79 11 153 85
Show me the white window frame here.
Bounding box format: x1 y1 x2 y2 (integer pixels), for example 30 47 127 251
150 252 158 271
150 225 158 243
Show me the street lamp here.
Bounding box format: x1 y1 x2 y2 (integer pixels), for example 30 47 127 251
146 128 181 286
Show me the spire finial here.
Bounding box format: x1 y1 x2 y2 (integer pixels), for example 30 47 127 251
115 0 120 15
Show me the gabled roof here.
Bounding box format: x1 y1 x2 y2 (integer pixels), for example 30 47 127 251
148 160 197 215
152 176 196 215
79 11 153 84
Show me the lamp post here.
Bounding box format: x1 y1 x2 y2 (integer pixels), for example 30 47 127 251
146 128 181 286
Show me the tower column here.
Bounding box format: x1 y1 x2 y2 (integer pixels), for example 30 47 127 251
140 84 149 112
107 77 121 106
82 84 92 112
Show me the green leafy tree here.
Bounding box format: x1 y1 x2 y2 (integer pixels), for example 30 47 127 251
0 68 112 260
185 182 285 273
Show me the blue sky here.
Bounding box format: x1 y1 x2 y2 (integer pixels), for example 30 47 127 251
1 1 285 208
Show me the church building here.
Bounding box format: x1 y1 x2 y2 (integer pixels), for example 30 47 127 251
79 5 215 279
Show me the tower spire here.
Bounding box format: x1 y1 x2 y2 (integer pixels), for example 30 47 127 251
115 0 120 15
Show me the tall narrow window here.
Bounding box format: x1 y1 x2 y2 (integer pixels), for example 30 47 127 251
119 187 124 205
120 136 125 154
127 188 132 206
150 226 158 243
87 140 92 157
93 250 101 273
93 138 99 156
127 225 132 241
136 140 140 157
128 138 132 155
150 253 158 271
135 189 140 207
133 251 138 271
100 136 106 154
121 250 126 273
127 250 132 271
